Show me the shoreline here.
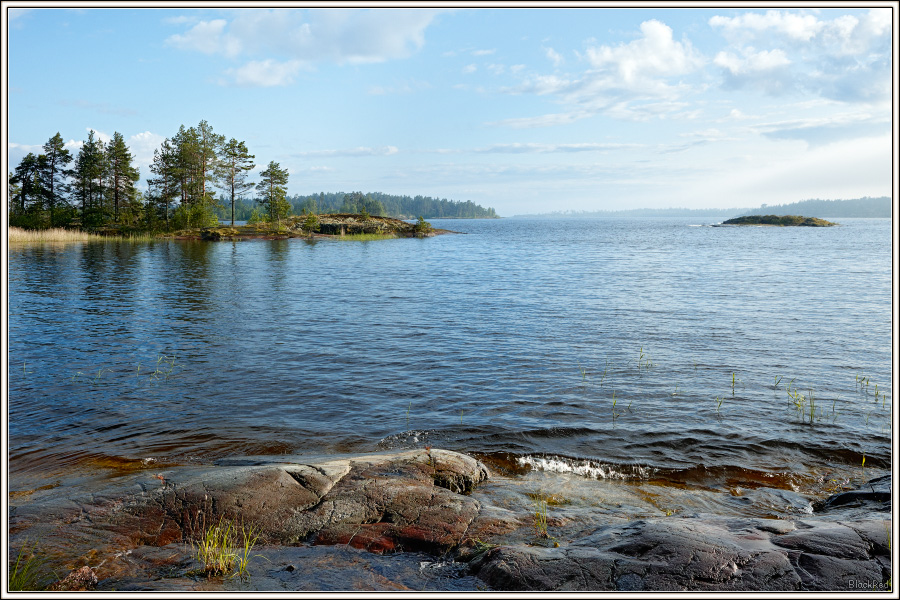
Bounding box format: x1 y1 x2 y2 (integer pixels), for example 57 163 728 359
9 448 891 592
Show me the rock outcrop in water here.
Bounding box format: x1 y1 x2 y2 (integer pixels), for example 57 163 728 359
8 451 891 592
175 213 448 240
721 215 837 227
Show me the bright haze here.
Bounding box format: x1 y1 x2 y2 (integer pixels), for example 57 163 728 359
5 6 894 216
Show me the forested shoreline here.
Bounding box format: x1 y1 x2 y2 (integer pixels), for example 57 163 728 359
7 122 498 233
515 196 891 219
218 192 497 222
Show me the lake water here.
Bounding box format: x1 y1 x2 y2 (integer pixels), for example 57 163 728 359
7 217 894 499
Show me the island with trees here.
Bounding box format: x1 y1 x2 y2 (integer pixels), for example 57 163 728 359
8 122 497 239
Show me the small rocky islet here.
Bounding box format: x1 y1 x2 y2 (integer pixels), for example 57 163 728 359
719 215 838 227
8 449 891 591
168 213 451 241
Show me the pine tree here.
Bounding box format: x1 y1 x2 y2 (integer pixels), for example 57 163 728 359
72 131 109 228
39 133 73 226
106 132 140 224
215 138 255 226
171 121 224 227
256 161 291 225
195 120 224 208
149 138 179 228
10 153 42 217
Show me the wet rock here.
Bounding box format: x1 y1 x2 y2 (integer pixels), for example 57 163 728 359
815 475 891 512
49 566 98 591
469 514 889 591
121 449 490 554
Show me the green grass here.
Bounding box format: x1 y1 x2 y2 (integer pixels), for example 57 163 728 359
193 518 261 579
9 541 50 591
533 499 549 538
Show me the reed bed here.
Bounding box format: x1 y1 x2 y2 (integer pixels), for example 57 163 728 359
336 232 398 242
9 227 156 243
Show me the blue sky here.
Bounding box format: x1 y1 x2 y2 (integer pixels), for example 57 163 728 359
5 6 895 215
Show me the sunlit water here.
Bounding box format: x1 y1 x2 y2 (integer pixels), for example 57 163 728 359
7 218 893 497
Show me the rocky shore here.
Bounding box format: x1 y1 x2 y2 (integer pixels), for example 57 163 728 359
171 213 453 241
8 449 892 591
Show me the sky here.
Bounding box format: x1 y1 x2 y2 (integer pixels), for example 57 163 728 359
4 4 896 216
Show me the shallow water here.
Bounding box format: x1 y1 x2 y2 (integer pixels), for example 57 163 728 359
7 217 893 496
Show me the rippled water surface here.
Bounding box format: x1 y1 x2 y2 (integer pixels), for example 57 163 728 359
7 218 893 493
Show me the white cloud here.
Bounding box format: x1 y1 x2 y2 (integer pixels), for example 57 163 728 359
462 64 477 74
474 142 640 154
472 48 496 56
709 9 892 101
89 128 112 143
296 146 400 158
709 11 822 42
714 48 790 74
751 113 891 147
585 20 704 82
499 20 705 127
128 131 167 173
226 59 304 87
713 47 793 94
166 9 441 86
544 47 563 67
489 111 592 129
725 108 757 121
166 19 242 57
8 141 43 155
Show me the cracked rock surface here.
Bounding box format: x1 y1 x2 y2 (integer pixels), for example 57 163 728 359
8 452 891 592
468 478 892 592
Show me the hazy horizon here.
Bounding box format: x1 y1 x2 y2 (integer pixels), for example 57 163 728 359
6 6 894 216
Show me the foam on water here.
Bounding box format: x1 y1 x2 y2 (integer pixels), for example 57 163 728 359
517 455 652 480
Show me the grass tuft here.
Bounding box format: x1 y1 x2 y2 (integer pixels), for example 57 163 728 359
9 541 50 591
533 498 550 538
193 518 261 579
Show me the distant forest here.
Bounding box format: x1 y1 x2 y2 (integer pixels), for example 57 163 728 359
515 196 891 219
216 191 498 222
740 196 891 218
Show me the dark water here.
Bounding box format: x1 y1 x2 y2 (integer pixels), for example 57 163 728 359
7 218 893 494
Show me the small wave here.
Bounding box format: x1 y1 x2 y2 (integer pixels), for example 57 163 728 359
517 455 652 480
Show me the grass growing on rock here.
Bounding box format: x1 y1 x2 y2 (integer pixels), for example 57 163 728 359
192 518 261 579
9 541 51 591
